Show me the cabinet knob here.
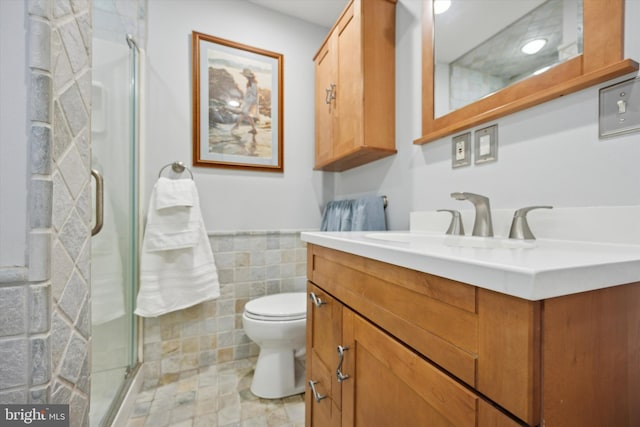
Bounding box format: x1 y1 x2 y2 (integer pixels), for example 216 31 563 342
336 345 350 383
308 380 327 403
309 292 327 308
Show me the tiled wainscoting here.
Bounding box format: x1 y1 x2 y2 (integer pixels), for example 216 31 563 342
141 230 309 388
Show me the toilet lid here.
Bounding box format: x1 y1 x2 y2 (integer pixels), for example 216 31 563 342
244 292 307 321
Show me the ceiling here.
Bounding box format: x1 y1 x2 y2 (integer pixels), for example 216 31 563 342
247 0 348 27
249 1 556 62
248 0 575 83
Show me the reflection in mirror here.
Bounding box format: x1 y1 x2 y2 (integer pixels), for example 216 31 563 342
434 0 583 117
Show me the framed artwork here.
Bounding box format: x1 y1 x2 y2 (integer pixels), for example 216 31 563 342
192 31 284 172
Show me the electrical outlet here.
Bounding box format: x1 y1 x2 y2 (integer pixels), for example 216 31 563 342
452 132 471 168
456 141 465 160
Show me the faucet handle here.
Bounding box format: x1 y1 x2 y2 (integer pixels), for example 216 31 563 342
509 206 553 240
437 209 465 235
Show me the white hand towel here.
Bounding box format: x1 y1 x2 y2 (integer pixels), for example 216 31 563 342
155 177 195 209
135 178 220 317
144 206 201 251
145 178 200 251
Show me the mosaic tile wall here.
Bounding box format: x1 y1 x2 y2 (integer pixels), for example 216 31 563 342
0 1 93 426
141 231 308 387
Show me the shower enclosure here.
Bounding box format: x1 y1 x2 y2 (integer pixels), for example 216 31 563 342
90 28 141 426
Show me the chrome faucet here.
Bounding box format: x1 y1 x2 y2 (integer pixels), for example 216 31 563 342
451 192 493 237
509 206 553 240
437 209 465 235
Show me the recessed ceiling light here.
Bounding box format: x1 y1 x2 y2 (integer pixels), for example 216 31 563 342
521 39 547 55
434 0 451 15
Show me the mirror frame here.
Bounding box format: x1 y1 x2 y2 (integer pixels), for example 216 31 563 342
415 0 639 144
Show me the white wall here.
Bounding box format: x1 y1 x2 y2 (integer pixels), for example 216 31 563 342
147 0 640 234
145 0 329 232
336 0 640 231
0 0 28 267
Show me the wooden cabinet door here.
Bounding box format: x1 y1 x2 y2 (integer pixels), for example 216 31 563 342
314 34 337 167
341 309 523 427
306 283 342 427
334 1 362 158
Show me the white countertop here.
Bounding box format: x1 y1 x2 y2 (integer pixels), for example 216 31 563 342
300 230 640 301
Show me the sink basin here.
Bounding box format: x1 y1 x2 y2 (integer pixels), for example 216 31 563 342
364 232 425 243
443 235 536 249
365 232 536 249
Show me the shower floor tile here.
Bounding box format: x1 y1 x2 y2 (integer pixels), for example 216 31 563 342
126 357 305 427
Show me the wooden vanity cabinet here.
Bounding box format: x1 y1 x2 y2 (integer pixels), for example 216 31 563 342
306 245 524 427
313 0 397 172
306 282 521 427
305 243 640 427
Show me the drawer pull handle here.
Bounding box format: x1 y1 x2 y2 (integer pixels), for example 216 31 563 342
336 345 350 383
308 380 327 403
325 83 336 104
309 292 327 308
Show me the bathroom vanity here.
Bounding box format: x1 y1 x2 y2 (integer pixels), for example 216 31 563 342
302 230 640 427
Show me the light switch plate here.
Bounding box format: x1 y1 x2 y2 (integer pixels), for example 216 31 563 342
475 124 498 164
599 77 640 138
452 132 471 168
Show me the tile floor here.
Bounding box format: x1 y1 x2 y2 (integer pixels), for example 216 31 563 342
125 358 305 427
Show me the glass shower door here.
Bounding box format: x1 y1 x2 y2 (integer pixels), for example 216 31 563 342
90 35 139 426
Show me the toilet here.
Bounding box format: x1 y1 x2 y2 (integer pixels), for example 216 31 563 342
242 292 307 399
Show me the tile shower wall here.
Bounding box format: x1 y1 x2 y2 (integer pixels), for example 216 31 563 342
93 0 146 47
0 1 93 426
141 231 308 387
449 65 506 112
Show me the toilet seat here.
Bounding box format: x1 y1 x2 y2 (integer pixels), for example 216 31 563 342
244 292 307 321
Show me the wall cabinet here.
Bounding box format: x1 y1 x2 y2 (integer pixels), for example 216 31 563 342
313 0 397 172
305 243 640 427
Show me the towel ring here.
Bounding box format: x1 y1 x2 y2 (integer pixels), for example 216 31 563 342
158 161 194 180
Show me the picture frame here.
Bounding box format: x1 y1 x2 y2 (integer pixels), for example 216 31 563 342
192 31 284 172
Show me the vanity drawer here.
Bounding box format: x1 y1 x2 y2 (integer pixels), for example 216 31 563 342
307 283 343 410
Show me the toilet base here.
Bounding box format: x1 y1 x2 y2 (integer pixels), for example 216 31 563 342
250 347 306 399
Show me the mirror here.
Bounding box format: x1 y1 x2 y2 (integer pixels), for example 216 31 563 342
435 0 583 117
416 0 638 144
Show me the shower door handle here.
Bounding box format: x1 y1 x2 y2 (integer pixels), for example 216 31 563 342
91 169 104 236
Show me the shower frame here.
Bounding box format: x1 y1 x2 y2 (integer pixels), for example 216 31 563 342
89 31 142 426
